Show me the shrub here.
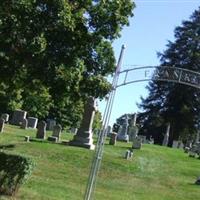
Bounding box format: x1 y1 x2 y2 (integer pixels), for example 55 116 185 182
0 151 34 196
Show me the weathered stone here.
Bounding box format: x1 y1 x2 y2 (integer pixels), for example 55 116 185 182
109 132 117 145
21 118 28 129
128 126 139 142
117 114 129 142
36 121 46 139
195 132 200 143
69 97 96 150
172 140 179 148
11 110 27 126
125 150 133 160
27 117 38 129
0 118 5 133
52 124 62 141
162 123 170 146
132 137 142 149
138 135 147 143
46 119 56 130
48 136 58 142
24 136 30 142
1 113 9 123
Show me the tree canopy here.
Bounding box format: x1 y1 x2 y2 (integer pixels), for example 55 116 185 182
138 8 200 145
0 0 134 127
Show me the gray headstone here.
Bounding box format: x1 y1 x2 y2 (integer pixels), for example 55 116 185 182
195 132 200 143
172 140 179 148
28 117 38 129
69 97 96 150
138 135 147 144
162 123 170 146
117 114 129 142
0 118 5 133
124 150 133 160
109 132 117 145
36 121 46 139
47 119 56 130
52 124 62 141
11 110 27 126
1 113 9 122
21 118 28 129
132 137 142 149
128 126 139 142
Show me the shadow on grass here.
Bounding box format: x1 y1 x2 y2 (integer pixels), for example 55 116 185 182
0 144 15 150
29 138 70 146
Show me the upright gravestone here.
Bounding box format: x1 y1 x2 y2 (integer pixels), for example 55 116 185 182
132 137 142 149
52 124 62 141
128 113 138 141
48 125 62 142
109 132 117 145
47 119 56 131
21 118 28 129
69 97 96 150
36 121 46 139
172 140 178 148
117 114 129 142
1 114 9 123
162 123 170 146
195 131 200 143
28 117 38 129
138 135 147 143
11 110 27 126
0 118 5 133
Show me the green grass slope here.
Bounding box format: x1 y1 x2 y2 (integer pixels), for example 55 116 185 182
0 124 199 200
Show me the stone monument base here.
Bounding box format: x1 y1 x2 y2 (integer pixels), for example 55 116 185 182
69 131 95 150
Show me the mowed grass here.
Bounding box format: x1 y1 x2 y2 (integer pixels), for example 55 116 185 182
0 124 200 200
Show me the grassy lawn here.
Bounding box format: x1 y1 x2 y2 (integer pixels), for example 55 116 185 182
0 124 200 200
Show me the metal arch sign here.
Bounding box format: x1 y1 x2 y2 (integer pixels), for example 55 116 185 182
116 66 200 89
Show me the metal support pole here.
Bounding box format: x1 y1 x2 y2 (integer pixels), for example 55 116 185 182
84 45 126 200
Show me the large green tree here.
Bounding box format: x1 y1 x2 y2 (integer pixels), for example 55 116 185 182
0 0 134 127
138 8 200 145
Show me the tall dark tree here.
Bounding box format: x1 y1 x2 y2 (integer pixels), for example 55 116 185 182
138 8 200 145
0 0 134 127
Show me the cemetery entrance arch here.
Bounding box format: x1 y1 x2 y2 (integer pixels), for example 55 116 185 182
116 65 200 90
84 46 200 200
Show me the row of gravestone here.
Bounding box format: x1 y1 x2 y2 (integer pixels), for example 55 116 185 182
35 121 62 143
107 122 187 149
185 142 200 159
0 110 57 130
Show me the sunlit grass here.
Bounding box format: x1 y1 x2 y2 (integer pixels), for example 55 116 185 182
0 124 199 200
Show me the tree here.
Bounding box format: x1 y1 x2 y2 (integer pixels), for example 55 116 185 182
0 0 134 127
138 8 200 145
92 110 102 133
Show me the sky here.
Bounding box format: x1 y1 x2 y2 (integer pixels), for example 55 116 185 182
98 0 200 126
